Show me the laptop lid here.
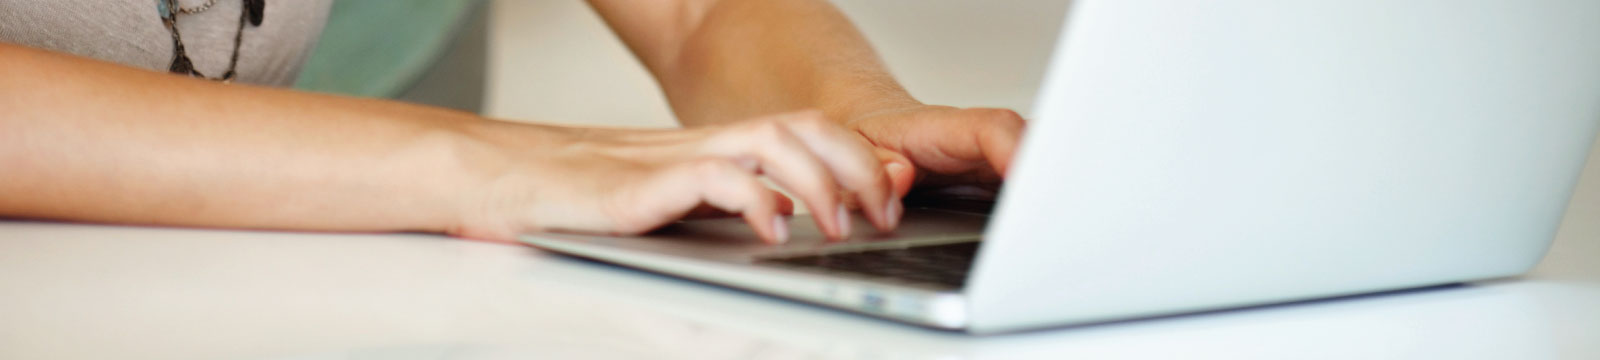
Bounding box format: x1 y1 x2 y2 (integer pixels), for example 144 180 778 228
967 0 1600 333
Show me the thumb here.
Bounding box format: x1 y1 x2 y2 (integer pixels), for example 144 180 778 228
874 147 916 198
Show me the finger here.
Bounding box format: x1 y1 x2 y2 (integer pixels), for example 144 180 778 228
641 159 786 243
873 147 913 230
974 108 1026 177
874 147 916 199
773 111 898 233
704 119 847 240
683 189 794 218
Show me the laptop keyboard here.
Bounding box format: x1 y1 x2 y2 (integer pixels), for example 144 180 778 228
757 241 981 289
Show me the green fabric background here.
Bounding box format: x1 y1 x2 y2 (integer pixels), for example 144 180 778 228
293 0 482 98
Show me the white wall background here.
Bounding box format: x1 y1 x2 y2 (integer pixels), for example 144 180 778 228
482 0 1596 277
483 0 1068 128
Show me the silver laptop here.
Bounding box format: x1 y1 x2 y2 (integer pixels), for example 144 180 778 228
523 0 1600 334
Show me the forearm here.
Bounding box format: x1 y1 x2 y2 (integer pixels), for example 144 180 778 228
593 0 922 126
0 44 554 234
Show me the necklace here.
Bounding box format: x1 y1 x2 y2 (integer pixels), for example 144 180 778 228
178 0 219 14
157 0 266 82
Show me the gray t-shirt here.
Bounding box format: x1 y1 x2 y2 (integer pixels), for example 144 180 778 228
0 0 332 86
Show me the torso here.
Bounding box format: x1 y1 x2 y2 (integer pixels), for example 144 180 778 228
0 0 333 86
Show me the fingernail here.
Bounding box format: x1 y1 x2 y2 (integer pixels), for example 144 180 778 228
772 216 789 244
885 195 902 229
835 204 851 239
886 162 908 176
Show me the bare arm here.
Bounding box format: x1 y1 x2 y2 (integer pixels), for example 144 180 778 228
0 43 897 241
587 0 1025 191
586 0 916 125
0 43 503 234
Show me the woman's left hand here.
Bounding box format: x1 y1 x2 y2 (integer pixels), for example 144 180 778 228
451 110 910 244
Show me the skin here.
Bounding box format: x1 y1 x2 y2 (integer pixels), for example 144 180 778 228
0 0 1024 243
589 0 1025 189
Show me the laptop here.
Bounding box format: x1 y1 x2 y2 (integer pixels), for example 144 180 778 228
522 0 1600 334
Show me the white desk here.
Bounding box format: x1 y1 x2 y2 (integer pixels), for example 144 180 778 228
1 219 1595 360
4 1 1596 357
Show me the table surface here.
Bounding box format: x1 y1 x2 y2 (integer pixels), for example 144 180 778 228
1 218 1595 360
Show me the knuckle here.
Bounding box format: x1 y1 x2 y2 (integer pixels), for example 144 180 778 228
689 158 736 176
742 120 788 140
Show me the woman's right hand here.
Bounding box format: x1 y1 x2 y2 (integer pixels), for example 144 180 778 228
450 110 913 244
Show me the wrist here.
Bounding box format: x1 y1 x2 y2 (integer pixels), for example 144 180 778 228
828 93 924 131
436 119 578 240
